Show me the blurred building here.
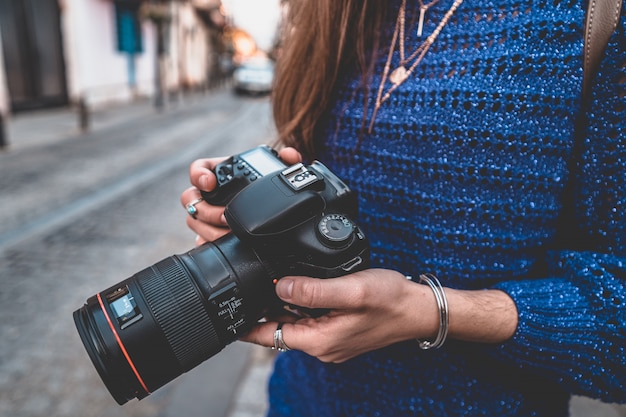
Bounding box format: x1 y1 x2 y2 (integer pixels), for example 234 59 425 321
0 0 230 142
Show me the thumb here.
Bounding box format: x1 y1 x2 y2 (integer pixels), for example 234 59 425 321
275 277 295 300
275 276 361 310
278 147 302 165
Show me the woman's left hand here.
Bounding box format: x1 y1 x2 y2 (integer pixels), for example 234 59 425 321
241 269 440 363
241 268 519 363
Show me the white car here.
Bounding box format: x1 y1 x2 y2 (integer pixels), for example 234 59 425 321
233 59 275 95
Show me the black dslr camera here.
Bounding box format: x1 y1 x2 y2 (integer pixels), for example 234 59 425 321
73 147 370 405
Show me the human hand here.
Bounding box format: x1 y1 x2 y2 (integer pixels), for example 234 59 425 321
240 269 441 363
241 269 520 363
180 147 302 245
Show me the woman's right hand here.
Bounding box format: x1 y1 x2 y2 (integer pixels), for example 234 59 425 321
180 147 302 245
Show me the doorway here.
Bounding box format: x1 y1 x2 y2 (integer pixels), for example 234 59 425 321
0 0 68 112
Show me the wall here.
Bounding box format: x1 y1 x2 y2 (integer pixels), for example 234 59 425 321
167 3 212 92
0 0 218 114
62 0 157 108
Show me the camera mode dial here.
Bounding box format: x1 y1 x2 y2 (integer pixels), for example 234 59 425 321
317 214 355 248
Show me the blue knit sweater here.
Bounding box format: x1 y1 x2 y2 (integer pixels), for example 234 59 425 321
268 1 626 416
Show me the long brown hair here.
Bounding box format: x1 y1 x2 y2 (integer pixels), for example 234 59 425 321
272 0 387 159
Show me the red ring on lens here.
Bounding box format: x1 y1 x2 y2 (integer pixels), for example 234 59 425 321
97 293 150 395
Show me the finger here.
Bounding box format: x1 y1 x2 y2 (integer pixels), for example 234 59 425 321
180 186 202 209
181 187 228 226
275 274 372 310
278 147 302 165
184 201 228 227
186 215 230 242
195 234 207 246
241 320 302 351
189 157 225 192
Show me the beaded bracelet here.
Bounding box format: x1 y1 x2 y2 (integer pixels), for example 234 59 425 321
409 273 449 350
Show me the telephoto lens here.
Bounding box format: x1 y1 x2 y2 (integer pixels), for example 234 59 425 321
73 234 275 405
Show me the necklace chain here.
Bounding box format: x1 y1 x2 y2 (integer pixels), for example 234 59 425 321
417 0 443 37
368 0 464 132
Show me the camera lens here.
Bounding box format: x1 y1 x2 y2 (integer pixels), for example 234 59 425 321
73 234 273 404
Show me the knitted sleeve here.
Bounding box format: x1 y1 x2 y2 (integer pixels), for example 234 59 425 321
493 254 626 403
490 29 626 403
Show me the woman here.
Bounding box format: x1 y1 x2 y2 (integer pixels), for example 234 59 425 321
181 1 625 415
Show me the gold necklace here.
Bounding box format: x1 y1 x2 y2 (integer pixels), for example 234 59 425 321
417 0 444 37
369 0 464 132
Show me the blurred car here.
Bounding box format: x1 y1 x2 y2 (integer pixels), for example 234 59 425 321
233 58 275 95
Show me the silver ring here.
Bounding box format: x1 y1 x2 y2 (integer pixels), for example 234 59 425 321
273 323 291 352
186 197 204 219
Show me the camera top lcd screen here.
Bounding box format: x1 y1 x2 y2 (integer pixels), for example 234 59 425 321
242 148 285 176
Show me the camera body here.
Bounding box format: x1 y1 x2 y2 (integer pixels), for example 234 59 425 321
73 149 369 405
226 160 366 277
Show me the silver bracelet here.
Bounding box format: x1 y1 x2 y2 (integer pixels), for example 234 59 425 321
415 273 449 350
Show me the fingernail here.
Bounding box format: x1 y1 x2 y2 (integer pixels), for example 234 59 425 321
220 213 227 225
200 174 212 191
276 278 294 300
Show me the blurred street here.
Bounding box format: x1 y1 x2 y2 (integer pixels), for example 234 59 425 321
0 90 277 417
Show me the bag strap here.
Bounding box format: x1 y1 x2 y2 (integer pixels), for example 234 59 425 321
582 0 623 101
555 0 621 248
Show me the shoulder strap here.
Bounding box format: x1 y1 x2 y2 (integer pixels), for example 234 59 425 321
582 0 623 101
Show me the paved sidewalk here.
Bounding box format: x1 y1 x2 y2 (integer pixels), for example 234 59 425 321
227 346 276 417
4 96 175 152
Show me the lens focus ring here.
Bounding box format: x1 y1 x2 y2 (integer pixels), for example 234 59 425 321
138 256 221 371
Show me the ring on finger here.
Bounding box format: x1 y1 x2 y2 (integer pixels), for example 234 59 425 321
186 197 204 219
273 323 291 352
